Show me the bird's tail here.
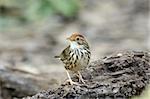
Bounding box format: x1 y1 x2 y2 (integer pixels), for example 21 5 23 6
54 55 60 58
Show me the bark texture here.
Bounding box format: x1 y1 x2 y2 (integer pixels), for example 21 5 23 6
0 65 53 99
24 51 150 99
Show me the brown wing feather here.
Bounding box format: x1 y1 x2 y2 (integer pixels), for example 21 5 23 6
59 45 70 62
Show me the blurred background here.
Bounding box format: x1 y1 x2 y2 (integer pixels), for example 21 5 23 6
0 0 149 97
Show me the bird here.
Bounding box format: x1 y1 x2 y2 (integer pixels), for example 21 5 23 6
55 32 91 85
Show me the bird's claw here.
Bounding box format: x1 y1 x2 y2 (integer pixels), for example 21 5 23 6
64 79 81 86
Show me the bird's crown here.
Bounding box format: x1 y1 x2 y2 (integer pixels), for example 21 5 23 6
67 32 84 41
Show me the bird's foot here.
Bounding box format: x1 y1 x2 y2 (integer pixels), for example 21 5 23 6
77 71 87 85
64 79 80 85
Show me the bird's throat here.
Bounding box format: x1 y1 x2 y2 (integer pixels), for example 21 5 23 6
70 41 80 49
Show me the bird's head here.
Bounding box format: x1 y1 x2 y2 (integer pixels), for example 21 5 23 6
67 32 88 49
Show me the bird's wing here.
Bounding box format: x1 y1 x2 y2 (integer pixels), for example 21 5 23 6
59 45 70 61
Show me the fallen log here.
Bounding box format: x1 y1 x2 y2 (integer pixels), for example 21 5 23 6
0 65 58 99
24 51 150 99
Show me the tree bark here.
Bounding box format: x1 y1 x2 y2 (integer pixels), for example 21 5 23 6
0 65 54 99
24 51 150 99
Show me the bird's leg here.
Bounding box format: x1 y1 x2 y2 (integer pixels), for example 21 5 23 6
77 71 85 84
65 70 79 85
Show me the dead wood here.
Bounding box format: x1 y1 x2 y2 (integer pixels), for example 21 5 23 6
0 65 54 99
24 51 150 99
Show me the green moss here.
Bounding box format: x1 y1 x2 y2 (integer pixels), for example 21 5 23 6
25 0 80 21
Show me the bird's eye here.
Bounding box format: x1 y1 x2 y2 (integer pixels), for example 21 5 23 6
76 38 79 40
